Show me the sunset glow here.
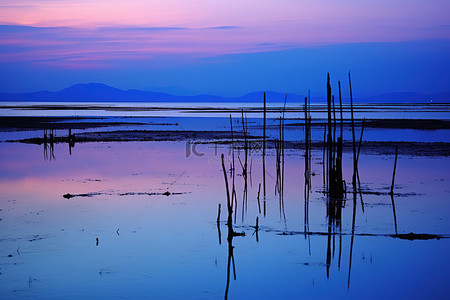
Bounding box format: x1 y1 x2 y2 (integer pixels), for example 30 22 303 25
0 0 449 96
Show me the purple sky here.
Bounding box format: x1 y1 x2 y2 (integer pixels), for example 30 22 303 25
0 0 449 97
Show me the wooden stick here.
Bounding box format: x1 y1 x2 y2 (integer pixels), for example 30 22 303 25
349 72 357 189
356 118 365 166
263 92 266 197
332 95 337 169
217 203 221 223
348 189 357 289
229 115 237 222
282 94 287 198
221 154 232 223
264 200 266 217
304 96 309 181
390 194 398 234
257 183 261 214
338 81 343 139
323 125 327 187
255 216 259 242
389 147 398 196
327 74 333 190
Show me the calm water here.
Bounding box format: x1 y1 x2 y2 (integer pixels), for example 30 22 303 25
0 105 449 299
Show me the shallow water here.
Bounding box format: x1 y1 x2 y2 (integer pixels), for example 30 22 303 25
0 135 449 299
1 115 450 144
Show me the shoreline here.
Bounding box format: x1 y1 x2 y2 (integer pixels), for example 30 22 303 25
1 116 449 157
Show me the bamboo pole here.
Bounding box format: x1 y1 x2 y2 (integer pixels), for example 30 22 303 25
257 183 261 214
390 194 398 234
332 95 337 169
327 74 333 190
348 189 357 289
323 125 327 188
221 154 231 220
389 147 398 196
338 81 343 139
304 96 309 180
230 115 237 223
264 200 266 217
263 92 266 197
217 203 221 223
356 118 365 166
282 94 287 198
349 72 357 189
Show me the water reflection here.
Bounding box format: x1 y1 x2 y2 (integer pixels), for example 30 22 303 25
43 129 55 161
42 129 76 160
221 153 245 300
390 194 398 235
0 131 449 298
68 128 76 155
215 115 448 297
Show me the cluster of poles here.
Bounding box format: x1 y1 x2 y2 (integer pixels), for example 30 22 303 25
217 73 400 296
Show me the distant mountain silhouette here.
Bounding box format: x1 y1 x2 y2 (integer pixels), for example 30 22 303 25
0 83 448 103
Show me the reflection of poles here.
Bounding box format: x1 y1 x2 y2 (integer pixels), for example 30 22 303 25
224 226 235 300
389 147 399 234
43 129 48 160
326 218 332 278
253 217 259 242
275 117 285 220
324 74 347 278
49 129 55 160
275 98 287 225
222 153 233 300
217 204 222 245
222 154 244 300
325 196 344 278
304 94 311 254
304 183 311 255
348 190 357 289
224 215 244 300
68 128 75 155
390 194 398 235
338 225 342 270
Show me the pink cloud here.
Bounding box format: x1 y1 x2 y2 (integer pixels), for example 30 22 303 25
0 1 449 69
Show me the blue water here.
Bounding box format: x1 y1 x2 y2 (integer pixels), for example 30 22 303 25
0 141 449 299
0 103 449 299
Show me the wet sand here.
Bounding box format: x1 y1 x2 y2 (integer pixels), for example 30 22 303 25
2 116 449 157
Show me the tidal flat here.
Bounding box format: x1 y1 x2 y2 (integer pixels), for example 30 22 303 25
0 103 449 299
